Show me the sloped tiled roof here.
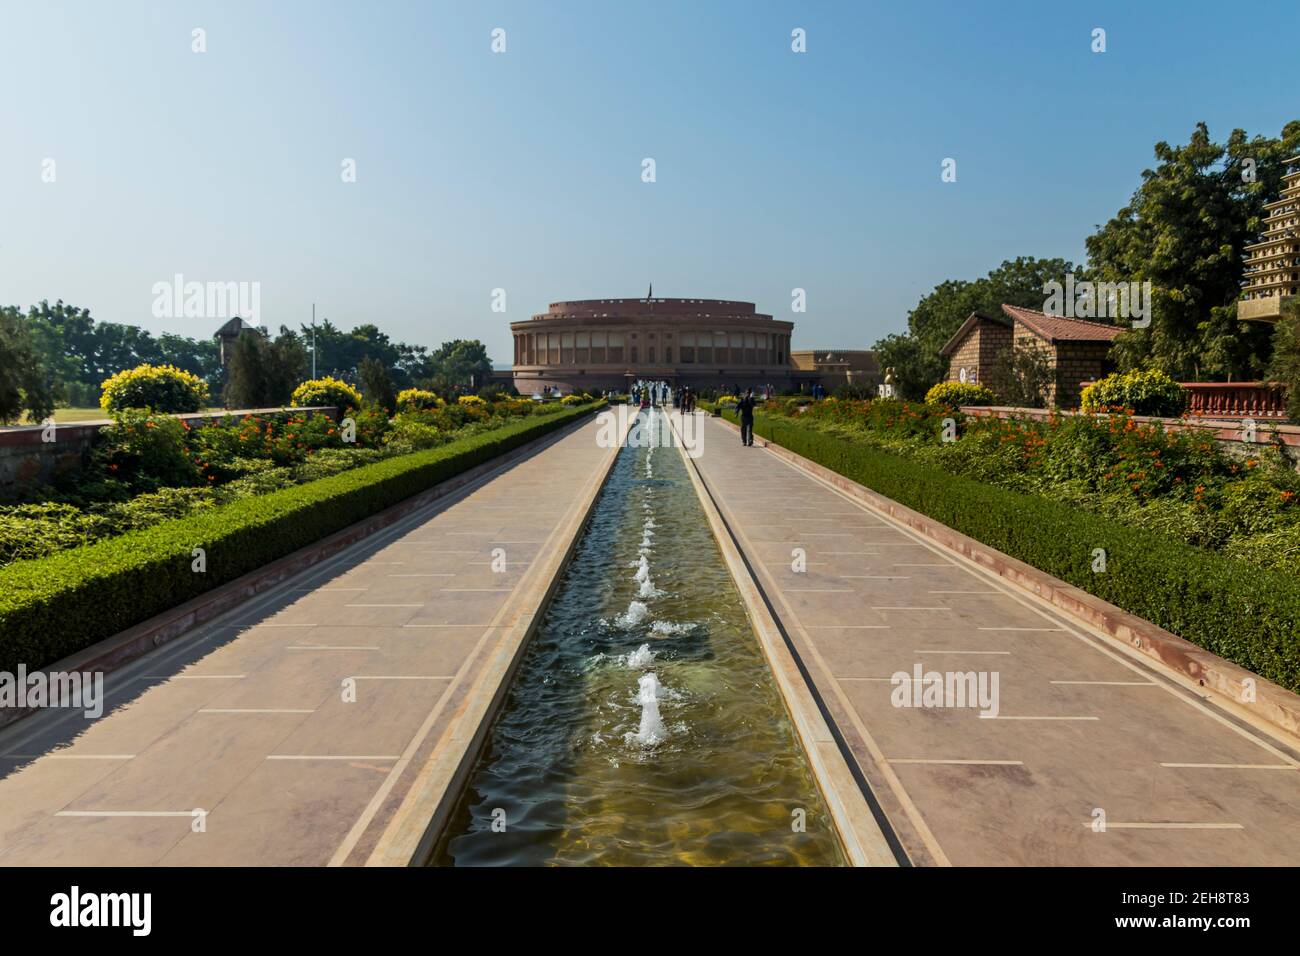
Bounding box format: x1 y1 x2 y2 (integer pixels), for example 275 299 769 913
1002 304 1124 343
938 310 1010 357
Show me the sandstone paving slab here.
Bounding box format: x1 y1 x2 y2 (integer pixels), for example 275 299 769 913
688 413 1300 866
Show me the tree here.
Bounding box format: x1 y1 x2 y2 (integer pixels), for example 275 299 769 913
223 332 269 409
1088 120 1300 379
986 343 1053 408
426 339 494 392
872 333 934 401
223 327 307 409
0 306 55 424
1268 298 1300 421
358 356 397 414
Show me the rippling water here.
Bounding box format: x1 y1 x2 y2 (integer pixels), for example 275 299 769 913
434 410 845 866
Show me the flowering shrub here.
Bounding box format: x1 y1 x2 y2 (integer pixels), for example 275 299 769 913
396 388 443 412
924 381 997 407
457 394 488 407
759 395 1300 571
1080 370 1186 417
100 364 208 414
560 394 587 405
93 410 198 489
291 377 362 411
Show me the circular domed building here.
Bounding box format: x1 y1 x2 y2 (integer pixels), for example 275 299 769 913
509 295 796 394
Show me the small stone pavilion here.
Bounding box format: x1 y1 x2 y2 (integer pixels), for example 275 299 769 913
940 304 1123 408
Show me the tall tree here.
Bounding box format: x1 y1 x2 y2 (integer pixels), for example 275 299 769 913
1087 120 1300 379
427 339 494 391
0 307 55 424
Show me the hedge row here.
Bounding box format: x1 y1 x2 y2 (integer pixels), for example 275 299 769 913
0 402 601 673
724 408 1300 692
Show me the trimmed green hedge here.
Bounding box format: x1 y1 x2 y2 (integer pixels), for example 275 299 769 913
725 409 1300 692
0 402 601 673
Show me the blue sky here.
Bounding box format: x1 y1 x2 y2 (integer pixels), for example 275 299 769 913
2 0 1297 364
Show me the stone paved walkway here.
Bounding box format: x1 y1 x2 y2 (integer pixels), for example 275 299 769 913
682 411 1300 866
0 415 616 866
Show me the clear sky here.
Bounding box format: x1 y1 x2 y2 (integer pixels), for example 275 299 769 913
2 0 1297 364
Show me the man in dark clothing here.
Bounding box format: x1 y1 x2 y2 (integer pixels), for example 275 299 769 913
736 388 756 446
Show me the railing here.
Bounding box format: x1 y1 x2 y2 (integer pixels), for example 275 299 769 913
1181 382 1288 420
1073 380 1287 419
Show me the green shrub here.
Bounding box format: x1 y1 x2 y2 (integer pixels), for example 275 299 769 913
291 376 362 411
1080 370 1187 417
94 411 199 490
0 402 601 673
924 381 997 407
100 364 208 414
723 408 1300 692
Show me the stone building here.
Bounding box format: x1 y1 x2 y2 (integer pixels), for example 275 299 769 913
940 304 1122 408
1240 154 1300 321
509 296 797 394
790 350 880 391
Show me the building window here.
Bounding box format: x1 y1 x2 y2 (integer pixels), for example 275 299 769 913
591 331 606 364
630 345 639 363
548 334 559 365
744 332 756 365
561 332 574 364
576 331 590 364
716 332 728 365
648 346 656 363
681 333 695 363
608 332 624 364
665 346 672 363
730 332 744 364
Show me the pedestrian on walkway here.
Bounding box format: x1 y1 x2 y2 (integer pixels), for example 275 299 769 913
737 388 756 446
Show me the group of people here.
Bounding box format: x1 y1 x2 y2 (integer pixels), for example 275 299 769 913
629 380 672 407
626 380 702 412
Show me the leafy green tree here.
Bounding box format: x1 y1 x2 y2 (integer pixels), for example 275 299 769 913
0 306 55 424
986 343 1053 408
223 327 307 409
426 339 494 392
1088 120 1300 379
358 356 397 414
1268 298 1300 421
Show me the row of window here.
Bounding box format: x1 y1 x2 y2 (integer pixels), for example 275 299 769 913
515 329 788 367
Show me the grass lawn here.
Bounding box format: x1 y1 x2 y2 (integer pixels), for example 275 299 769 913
15 407 107 425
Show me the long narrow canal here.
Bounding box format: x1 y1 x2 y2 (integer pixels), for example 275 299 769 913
435 409 844 865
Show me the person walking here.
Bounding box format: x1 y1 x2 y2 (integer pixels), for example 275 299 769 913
736 388 756 446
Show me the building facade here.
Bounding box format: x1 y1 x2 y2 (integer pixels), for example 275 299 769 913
1241 155 1300 321
790 350 880 391
941 304 1122 408
510 297 796 394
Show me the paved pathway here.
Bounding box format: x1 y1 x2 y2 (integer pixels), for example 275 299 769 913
682 411 1300 866
0 415 615 866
